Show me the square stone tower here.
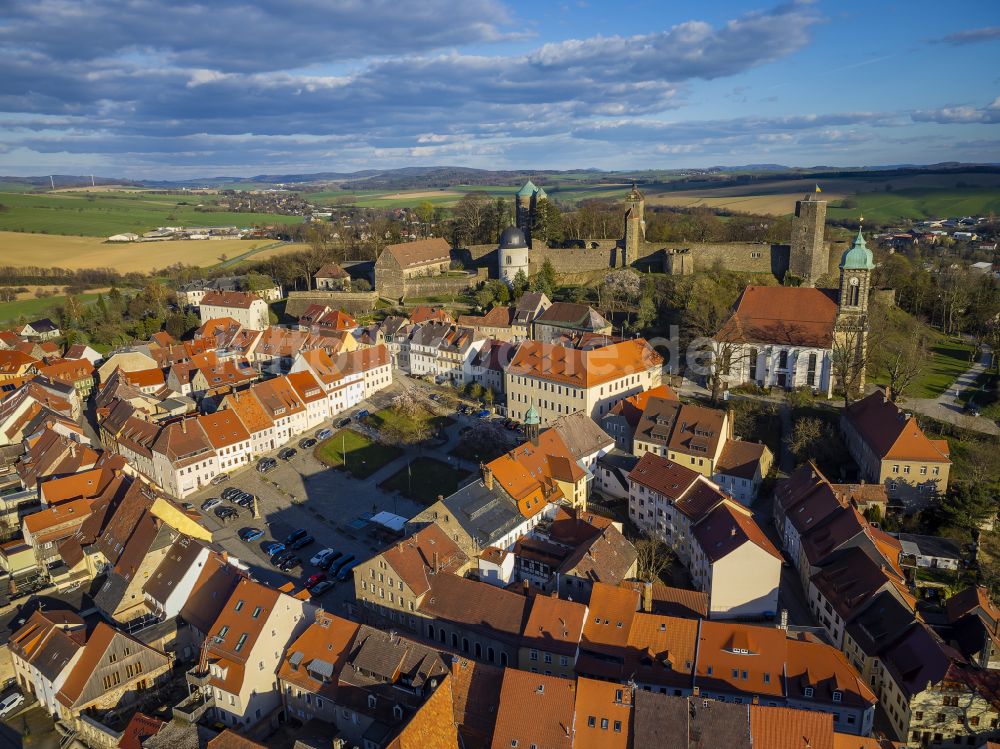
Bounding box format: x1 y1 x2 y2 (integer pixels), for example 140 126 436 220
789 195 828 286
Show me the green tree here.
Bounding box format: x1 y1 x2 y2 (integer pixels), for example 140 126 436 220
244 272 275 292
531 198 563 244
511 269 529 300
415 201 435 236
936 483 997 539
532 257 558 297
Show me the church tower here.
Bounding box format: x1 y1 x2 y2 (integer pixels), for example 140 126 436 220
515 180 546 249
789 194 828 286
622 183 645 263
834 226 874 393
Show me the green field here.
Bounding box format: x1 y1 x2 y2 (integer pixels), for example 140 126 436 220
314 429 402 479
0 291 104 324
827 187 1000 223
367 406 453 435
379 457 471 504
0 191 304 237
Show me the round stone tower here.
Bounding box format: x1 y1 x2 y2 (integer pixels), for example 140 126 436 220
498 225 529 287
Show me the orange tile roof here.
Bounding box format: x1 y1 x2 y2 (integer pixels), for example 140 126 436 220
696 620 789 697
121 367 166 388
522 595 587 657
486 428 583 517
201 290 260 309
582 583 640 651
607 384 678 427
23 498 95 535
198 410 251 449
785 636 877 708
222 390 274 433
277 611 359 697
844 391 950 463
250 376 305 418
286 370 326 403
0 348 39 374
573 677 631 749
716 286 840 348
749 705 834 749
116 712 164 749
490 670 575 749
202 578 282 694
381 524 468 597
507 338 662 388
832 735 901 749
197 317 241 338
37 358 95 384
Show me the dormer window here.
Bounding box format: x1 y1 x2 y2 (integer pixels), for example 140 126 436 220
393 704 403 720
368 695 377 709
833 691 842 703
804 687 814 698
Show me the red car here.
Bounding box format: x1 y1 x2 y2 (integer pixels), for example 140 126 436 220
305 572 327 589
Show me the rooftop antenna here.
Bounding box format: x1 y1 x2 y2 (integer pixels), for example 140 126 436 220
49 175 55 190
91 175 95 187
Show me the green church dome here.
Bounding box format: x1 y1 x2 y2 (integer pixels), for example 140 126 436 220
840 228 875 270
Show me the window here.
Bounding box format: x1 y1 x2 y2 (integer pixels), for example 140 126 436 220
235 600 245 612
803 687 814 698
806 352 817 387
252 606 262 619
529 650 538 661
748 348 759 381
588 716 596 728
778 350 788 369
833 691 842 703
235 633 248 652
763 673 771 684
601 719 609 730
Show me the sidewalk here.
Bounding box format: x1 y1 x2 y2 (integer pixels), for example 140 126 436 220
904 345 998 436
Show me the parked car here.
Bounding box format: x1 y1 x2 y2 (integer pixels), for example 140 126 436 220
305 572 327 589
290 534 314 550
256 457 277 473
263 542 285 557
0 692 24 718
317 551 344 570
336 559 360 582
270 550 294 567
329 554 356 577
210 473 231 486
310 548 335 566
277 555 302 571
337 418 351 428
238 528 265 542
298 437 317 449
181 502 195 511
235 495 254 509
355 409 370 421
201 498 222 511
309 580 335 596
286 528 308 545
221 487 240 500
214 506 239 522
316 428 333 440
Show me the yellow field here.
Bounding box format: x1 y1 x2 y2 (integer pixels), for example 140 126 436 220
238 242 311 262
0 233 293 272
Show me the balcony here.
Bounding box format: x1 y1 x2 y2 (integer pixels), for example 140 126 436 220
186 668 212 687
173 691 211 722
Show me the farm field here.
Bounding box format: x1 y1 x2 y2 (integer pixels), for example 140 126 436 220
826 187 1000 224
0 290 103 324
0 233 295 272
0 190 303 236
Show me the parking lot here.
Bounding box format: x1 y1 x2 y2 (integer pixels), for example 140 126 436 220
186 374 516 616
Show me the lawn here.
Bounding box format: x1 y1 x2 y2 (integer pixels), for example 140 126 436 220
379 457 471 504
314 429 402 479
826 187 1000 224
0 291 104 324
367 406 453 435
907 339 976 399
0 190 304 237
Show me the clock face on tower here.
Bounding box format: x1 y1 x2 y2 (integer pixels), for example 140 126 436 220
849 277 859 286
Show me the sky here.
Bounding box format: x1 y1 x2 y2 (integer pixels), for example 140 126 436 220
0 0 998 179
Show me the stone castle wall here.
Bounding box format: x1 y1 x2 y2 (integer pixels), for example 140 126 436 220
399 269 486 300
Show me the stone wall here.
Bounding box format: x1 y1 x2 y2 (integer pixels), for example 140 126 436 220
285 291 378 318
401 269 486 300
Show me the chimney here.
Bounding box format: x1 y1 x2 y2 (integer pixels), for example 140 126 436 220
432 551 439 573
642 581 653 613
727 407 735 440
730 527 737 537
451 656 461 678
523 579 530 595
181 419 187 434
778 609 788 631
482 463 494 490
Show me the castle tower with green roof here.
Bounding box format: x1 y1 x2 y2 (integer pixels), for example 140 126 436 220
515 179 546 249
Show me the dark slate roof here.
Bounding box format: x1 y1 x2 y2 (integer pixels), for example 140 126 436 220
499 226 527 250
633 691 751 749
845 590 917 656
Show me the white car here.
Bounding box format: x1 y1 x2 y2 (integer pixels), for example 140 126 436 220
0 692 24 718
310 548 335 566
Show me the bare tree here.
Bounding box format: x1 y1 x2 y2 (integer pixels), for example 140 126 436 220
879 334 927 401
634 537 673 583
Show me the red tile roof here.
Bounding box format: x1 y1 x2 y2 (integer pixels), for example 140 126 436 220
507 339 662 388
490 670 575 749
844 390 950 463
716 285 839 348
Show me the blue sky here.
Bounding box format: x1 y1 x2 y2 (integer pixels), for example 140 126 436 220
0 0 997 178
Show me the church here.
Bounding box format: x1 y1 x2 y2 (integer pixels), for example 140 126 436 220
713 228 875 397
